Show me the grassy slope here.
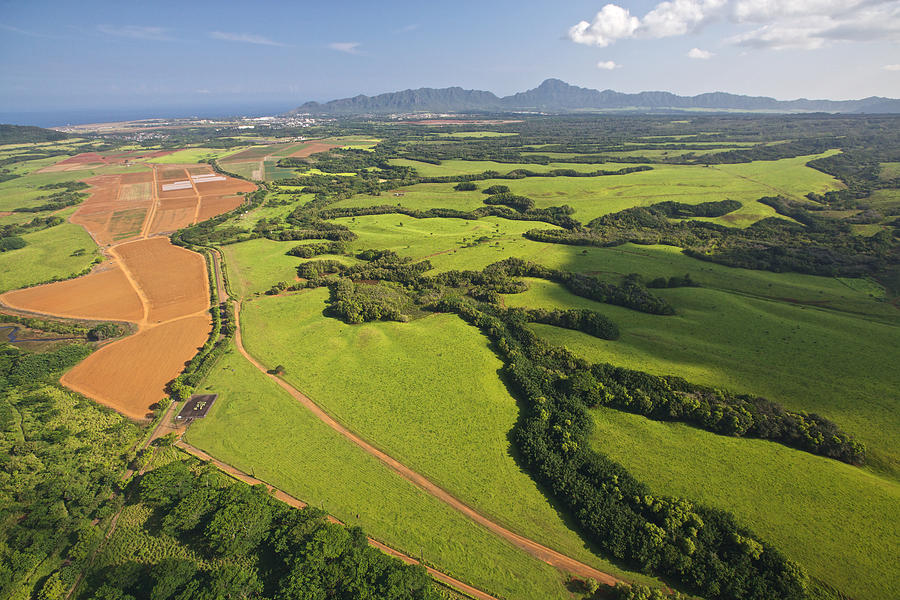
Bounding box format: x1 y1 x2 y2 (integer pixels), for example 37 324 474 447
347 154 842 227
587 407 900 600
186 341 577 600
504 279 900 474
0 220 98 292
237 289 660 588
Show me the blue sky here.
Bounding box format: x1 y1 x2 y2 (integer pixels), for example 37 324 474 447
1 0 899 113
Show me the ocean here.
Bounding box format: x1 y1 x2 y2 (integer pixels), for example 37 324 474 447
0 103 295 128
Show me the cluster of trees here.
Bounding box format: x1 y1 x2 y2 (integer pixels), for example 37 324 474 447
86 322 127 341
0 313 90 337
485 258 675 315
483 192 535 212
286 240 346 258
523 196 898 278
453 181 477 191
169 252 234 402
432 297 810 600
325 278 410 323
515 307 620 340
414 165 653 185
646 274 698 289
13 190 88 214
82 460 438 600
0 214 67 253
316 203 581 229
0 342 140 598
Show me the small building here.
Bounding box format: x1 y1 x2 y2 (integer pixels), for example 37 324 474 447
176 394 218 424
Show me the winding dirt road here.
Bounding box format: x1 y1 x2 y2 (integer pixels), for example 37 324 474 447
228 296 622 587
175 440 498 600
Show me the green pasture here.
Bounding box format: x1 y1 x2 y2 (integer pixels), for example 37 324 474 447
346 154 842 227
333 214 559 272
0 220 99 292
504 278 900 474
147 147 250 164
236 290 659 587
187 340 605 600
588 407 900 600
222 238 360 298
387 158 621 178
866 188 900 210
879 161 900 179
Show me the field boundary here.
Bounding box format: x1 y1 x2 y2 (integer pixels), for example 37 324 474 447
227 298 622 586
174 440 497 600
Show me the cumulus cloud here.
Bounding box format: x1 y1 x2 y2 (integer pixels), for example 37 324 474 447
688 47 714 58
597 60 622 69
97 25 171 40
209 31 288 46
641 0 726 38
568 0 900 51
568 4 640 47
885 64 900 71
329 42 361 54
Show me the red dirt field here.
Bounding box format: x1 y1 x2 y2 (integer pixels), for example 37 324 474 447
197 194 244 221
5 159 256 420
71 172 154 245
148 197 197 234
61 313 212 420
111 237 209 324
39 149 177 172
288 142 339 158
0 263 144 322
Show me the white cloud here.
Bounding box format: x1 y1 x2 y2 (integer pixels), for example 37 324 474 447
641 0 726 38
396 24 419 33
329 42 361 54
687 47 714 58
209 31 288 47
569 1 900 51
97 25 171 41
597 60 622 69
568 4 640 47
885 64 900 71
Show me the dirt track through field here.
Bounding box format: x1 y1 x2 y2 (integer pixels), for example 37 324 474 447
229 299 622 587
0 162 254 419
174 440 499 600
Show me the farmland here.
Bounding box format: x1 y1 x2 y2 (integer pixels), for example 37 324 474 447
2 113 898 600
238 289 650 581
185 340 610 600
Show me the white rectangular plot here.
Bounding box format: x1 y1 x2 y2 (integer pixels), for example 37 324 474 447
191 174 226 183
161 181 192 191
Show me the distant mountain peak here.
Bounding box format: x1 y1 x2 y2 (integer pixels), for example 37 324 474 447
290 80 900 115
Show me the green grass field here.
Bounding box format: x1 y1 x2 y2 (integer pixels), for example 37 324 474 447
340 154 842 227
588 407 900 600
222 238 360 297
0 220 99 292
186 339 605 600
503 278 900 475
879 161 900 179
235 290 662 589
147 147 251 164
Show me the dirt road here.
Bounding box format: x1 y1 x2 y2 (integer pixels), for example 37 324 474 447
175 440 498 600
228 298 622 586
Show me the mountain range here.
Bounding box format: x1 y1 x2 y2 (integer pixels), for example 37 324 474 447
292 78 900 115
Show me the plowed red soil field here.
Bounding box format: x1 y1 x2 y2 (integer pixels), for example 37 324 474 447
1 263 144 322
40 149 176 172
111 237 209 323
71 172 154 245
61 313 211 419
289 142 339 157
3 159 256 420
